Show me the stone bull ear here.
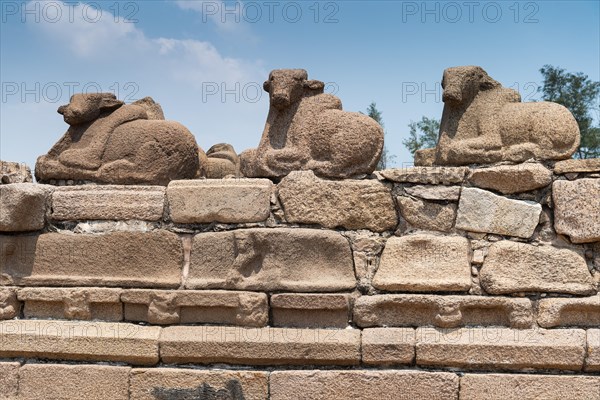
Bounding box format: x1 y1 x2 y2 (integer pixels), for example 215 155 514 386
479 73 500 91
303 80 325 92
99 97 124 111
263 80 270 93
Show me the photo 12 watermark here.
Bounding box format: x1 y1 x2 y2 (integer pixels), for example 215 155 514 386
1 81 140 103
400 80 539 103
200 81 339 103
400 1 540 24
1 1 139 24
197 1 340 24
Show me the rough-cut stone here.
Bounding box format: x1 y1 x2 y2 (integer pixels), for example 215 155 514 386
379 166 468 184
0 320 160 365
17 287 123 321
278 170 396 232
404 185 461 200
416 327 586 371
0 287 19 320
397 196 457 232
240 69 383 179
460 374 600 400
35 93 202 185
122 289 268 326
51 185 165 221
467 163 553 194
555 158 600 174
0 231 183 288
0 362 19 399
553 179 600 243
270 370 459 400
18 364 130 400
362 328 416 365
354 294 533 329
271 293 350 328
205 143 240 178
130 369 269 400
187 228 355 292
587 329 600 372
160 326 360 366
456 187 542 238
0 161 32 184
480 241 595 295
372 234 471 292
0 183 51 232
167 179 272 224
538 295 600 328
432 66 579 165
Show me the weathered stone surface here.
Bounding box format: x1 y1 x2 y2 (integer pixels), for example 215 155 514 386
270 370 459 400
36 93 202 185
538 295 600 328
0 231 183 288
460 374 600 400
0 287 19 320
271 293 350 328
587 329 600 372
51 185 165 221
187 228 355 292
240 69 383 179
278 171 396 232
0 362 19 399
160 326 361 366
167 179 272 224
18 287 123 321
130 369 269 400
433 66 579 165
379 166 468 184
397 196 457 232
404 185 461 200
0 183 51 232
467 163 553 194
205 143 240 178
122 289 268 326
372 234 471 292
480 241 595 295
0 160 32 184
553 179 600 243
456 187 542 238
555 158 600 174
354 294 533 329
0 320 160 365
416 327 586 371
362 328 416 365
18 364 130 400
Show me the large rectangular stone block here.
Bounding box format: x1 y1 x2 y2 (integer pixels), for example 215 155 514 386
362 328 415 366
278 170 397 232
372 234 471 292
271 293 350 328
269 370 459 400
0 362 19 399
354 294 533 329
460 374 600 400
480 241 595 295
553 179 600 243
187 228 355 292
537 295 600 328
17 364 131 400
51 185 165 221
587 329 600 372
160 326 361 366
416 327 586 371
122 289 268 326
0 183 51 232
456 187 542 239
130 368 269 400
467 163 552 194
0 320 160 365
0 231 183 288
167 179 272 223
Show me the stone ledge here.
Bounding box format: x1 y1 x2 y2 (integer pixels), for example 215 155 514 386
361 327 415 366
554 158 600 174
378 167 468 184
537 295 600 328
160 326 361 366
270 293 350 328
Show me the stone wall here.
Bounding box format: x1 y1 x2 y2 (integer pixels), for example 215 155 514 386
1 159 599 399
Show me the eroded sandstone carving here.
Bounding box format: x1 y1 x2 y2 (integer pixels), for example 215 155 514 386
416 66 580 166
240 69 384 178
35 93 202 185
205 143 240 178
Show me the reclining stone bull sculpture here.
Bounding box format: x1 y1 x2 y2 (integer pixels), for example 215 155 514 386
240 69 384 179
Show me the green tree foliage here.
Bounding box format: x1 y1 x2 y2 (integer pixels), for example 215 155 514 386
402 116 440 155
366 102 396 170
538 65 600 159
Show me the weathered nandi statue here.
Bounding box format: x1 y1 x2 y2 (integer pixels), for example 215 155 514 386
35 93 203 185
240 69 384 179
415 66 580 166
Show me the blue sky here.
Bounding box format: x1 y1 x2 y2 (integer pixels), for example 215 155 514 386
1 0 599 172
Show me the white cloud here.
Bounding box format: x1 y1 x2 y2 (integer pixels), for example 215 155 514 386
175 0 253 35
